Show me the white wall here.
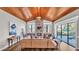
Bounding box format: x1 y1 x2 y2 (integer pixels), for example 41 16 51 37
54 9 79 50
0 9 26 50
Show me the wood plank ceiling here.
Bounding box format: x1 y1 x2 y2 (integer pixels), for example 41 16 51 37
1 7 78 22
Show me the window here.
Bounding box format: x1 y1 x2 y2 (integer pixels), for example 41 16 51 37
57 25 62 40
56 22 77 47
62 24 68 43
68 22 76 47
43 20 52 34
26 20 35 33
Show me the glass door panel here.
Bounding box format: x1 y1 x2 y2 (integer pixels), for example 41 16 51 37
62 24 68 43
68 22 76 47
57 25 62 40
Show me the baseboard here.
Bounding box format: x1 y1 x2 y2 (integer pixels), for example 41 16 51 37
0 45 8 51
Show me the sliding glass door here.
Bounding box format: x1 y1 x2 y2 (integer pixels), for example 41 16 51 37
56 22 77 47
57 25 62 40
62 24 68 43
68 22 76 47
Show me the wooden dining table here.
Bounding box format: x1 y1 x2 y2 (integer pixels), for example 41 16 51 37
4 39 58 51
20 39 57 49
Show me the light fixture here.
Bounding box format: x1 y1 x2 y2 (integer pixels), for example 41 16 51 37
36 16 42 22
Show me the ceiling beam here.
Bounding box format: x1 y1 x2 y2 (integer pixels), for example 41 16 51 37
46 7 58 21
28 7 38 18
19 7 33 22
